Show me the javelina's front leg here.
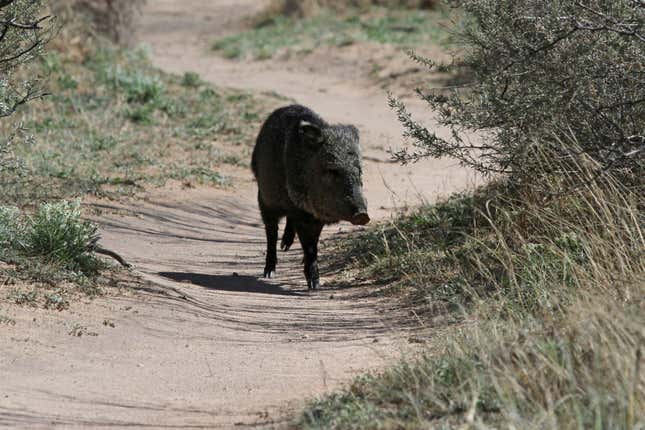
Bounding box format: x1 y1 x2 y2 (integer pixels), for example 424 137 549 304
295 219 324 290
259 199 278 278
281 217 296 251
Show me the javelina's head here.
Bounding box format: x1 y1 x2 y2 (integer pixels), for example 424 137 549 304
294 120 370 225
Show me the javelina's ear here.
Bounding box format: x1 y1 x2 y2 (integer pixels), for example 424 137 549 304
299 120 324 144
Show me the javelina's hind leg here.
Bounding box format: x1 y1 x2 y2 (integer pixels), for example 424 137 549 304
295 218 324 290
281 217 296 251
259 199 279 278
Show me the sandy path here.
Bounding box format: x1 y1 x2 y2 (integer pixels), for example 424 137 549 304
1 2 476 428
2 186 409 428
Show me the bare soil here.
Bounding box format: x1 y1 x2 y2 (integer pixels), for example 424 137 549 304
0 2 477 428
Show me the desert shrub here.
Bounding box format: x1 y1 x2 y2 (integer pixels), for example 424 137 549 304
0 0 54 174
0 200 99 273
103 66 165 103
336 139 643 313
26 199 99 268
181 71 201 88
0 200 108 304
1 200 99 271
391 0 644 182
302 141 644 429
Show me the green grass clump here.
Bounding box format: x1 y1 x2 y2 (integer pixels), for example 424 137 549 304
1 200 99 273
26 200 99 270
100 63 166 104
0 45 279 205
302 152 644 428
213 8 450 60
0 200 116 308
181 71 202 88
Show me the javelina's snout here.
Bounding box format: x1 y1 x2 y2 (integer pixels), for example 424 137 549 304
347 192 369 225
351 212 370 225
348 190 369 225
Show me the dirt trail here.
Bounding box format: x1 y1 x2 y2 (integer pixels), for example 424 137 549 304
1 2 476 429
141 1 476 215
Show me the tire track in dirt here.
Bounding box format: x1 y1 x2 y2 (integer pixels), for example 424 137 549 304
2 183 410 428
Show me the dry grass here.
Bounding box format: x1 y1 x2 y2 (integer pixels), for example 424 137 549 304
0 40 278 205
301 143 644 429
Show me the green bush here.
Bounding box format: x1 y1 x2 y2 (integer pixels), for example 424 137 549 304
105 66 165 104
124 103 155 124
0 200 99 271
0 0 54 174
391 0 644 181
181 71 201 88
26 200 99 267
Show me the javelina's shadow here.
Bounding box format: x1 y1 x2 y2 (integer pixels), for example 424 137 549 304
158 272 304 296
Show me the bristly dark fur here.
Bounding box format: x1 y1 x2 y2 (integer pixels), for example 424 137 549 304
252 104 369 289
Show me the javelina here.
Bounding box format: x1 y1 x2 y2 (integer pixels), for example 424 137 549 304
252 105 370 290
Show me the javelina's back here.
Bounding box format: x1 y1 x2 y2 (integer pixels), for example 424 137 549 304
252 105 326 211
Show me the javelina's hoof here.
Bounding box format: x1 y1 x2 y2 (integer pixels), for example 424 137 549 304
280 239 292 252
264 265 275 278
264 255 276 278
308 278 320 290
